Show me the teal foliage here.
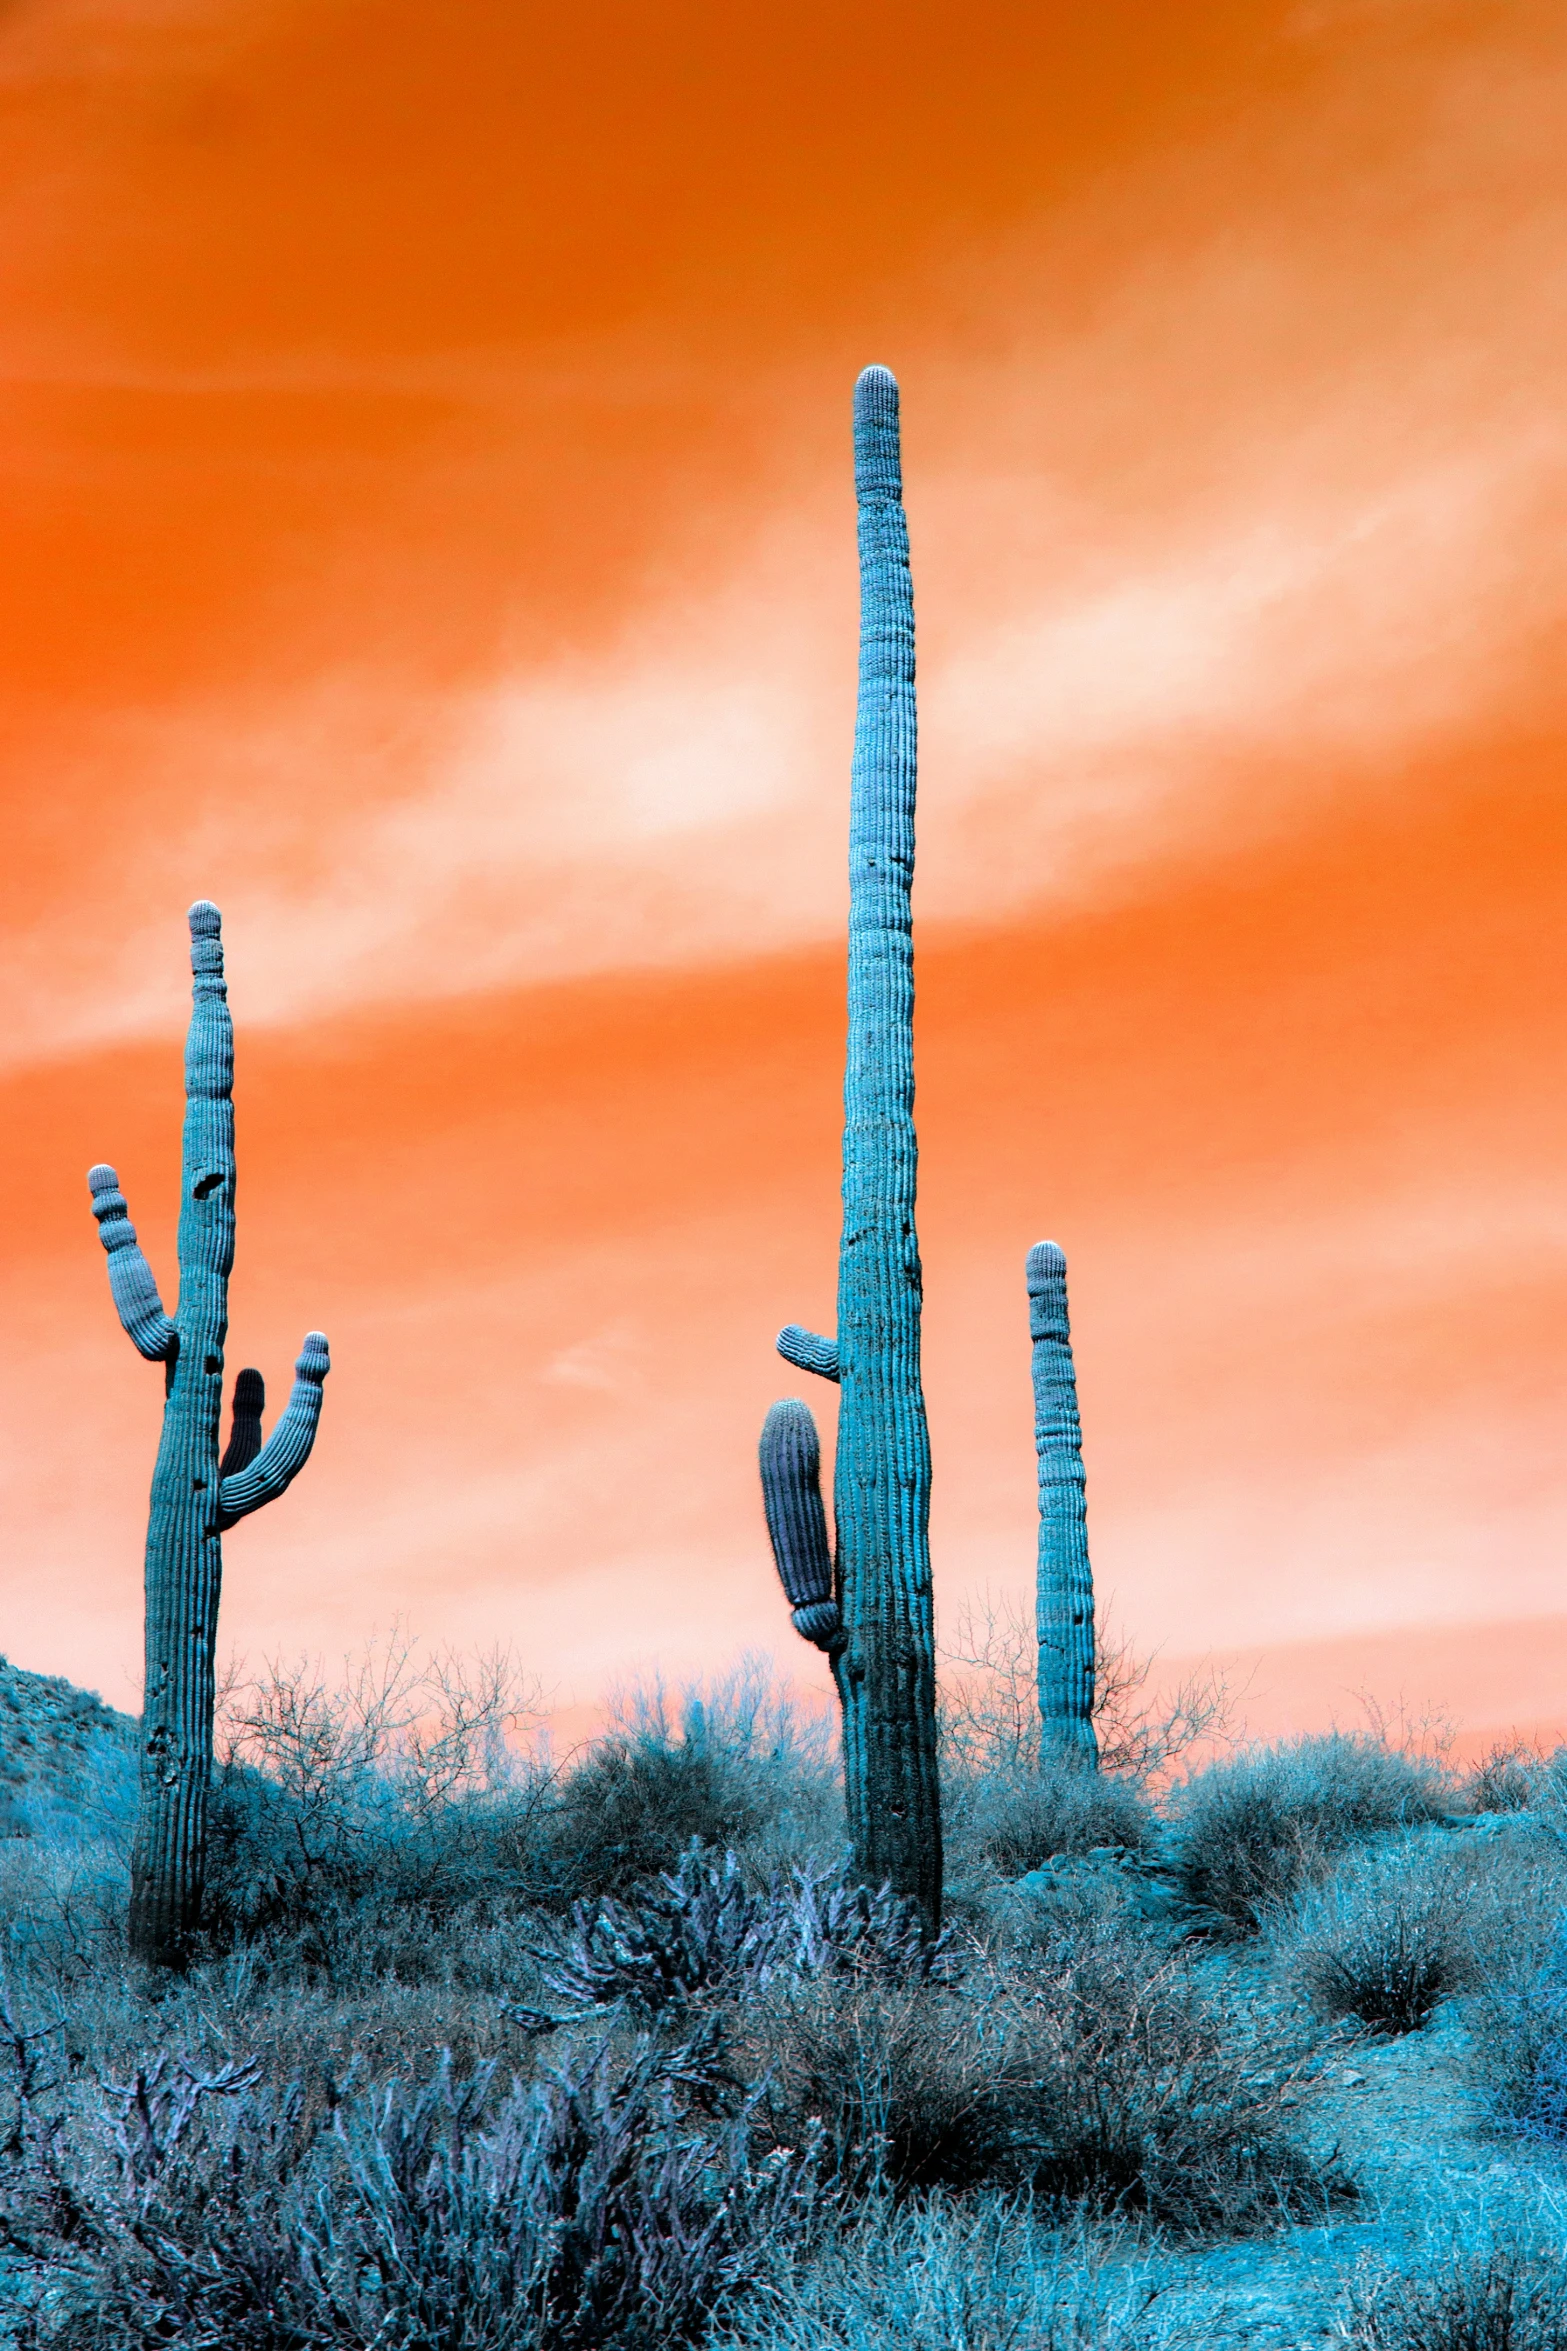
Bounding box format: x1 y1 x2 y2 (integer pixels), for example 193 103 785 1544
1166 1734 1449 1932
8 2030 818 2351
1342 2246 1567 2350
540 1847 931 2019
1484 1906 1567 2147
964 1760 1154 1883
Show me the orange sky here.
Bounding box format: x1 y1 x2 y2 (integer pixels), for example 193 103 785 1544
3 0 1567 1753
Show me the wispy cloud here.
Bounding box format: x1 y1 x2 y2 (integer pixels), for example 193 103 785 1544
5 19 1565 1064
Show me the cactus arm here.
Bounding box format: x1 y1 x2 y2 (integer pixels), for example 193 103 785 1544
1027 1240 1098 1769
87 1166 177 1361
776 1326 841 1383
217 1336 329 1528
218 1369 265 1480
759 1399 842 1649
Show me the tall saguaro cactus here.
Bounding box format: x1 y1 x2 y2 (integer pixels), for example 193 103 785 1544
1027 1240 1097 1768
88 903 329 1966
760 366 942 1930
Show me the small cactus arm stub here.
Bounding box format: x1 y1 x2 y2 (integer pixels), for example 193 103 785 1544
1028 1241 1098 1769
88 904 330 1967
766 367 942 1930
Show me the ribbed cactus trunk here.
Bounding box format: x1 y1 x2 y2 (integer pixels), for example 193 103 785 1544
835 367 940 1922
760 367 941 1932
131 903 233 1963
1028 1240 1098 1769
88 904 330 1968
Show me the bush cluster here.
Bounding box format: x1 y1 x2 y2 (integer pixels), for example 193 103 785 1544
539 1847 933 2019
21 1653 1567 2347
4 2026 814 2351
738 1917 1337 2229
1164 1734 1450 1933
1267 1831 1479 2034
195 1654 841 1980
1341 2247 1567 2351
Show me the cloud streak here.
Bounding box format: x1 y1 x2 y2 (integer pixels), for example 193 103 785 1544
4 13 1565 1067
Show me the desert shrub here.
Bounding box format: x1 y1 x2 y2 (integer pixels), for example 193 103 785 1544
742 1917 1339 2231
714 2196 1194 2351
955 1759 1155 1884
743 1973 1024 2194
1472 1907 1567 2147
1339 2246 1567 2351
0 1825 128 1991
546 1669 840 1906
7 2025 818 2351
540 1847 932 2018
1459 1743 1544 1816
1006 1922 1340 2233
1269 1830 1482 2034
1166 1735 1450 1933
549 1732 761 1902
203 1640 558 1965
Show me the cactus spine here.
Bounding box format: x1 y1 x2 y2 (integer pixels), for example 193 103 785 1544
761 367 942 1930
1028 1240 1097 1768
88 904 329 1966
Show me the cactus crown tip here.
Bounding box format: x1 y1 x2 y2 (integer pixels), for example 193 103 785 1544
1027 1239 1067 1280
853 365 899 427
763 1396 813 1433
86 1163 118 1195
187 900 222 935
852 366 902 500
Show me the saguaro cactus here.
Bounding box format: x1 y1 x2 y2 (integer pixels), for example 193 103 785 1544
1028 1240 1097 1768
760 366 942 1929
88 903 329 1966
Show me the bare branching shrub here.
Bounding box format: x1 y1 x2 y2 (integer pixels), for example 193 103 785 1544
1268 1830 1491 2034
1339 2247 1567 2351
939 1594 1234 1786
1459 1742 1545 1816
0 1828 128 1993
742 1973 1027 2193
203 1635 558 1967
1166 1736 1451 1934
1008 1922 1340 2234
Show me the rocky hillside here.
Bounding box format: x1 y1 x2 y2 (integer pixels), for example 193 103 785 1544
0 1655 136 1842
